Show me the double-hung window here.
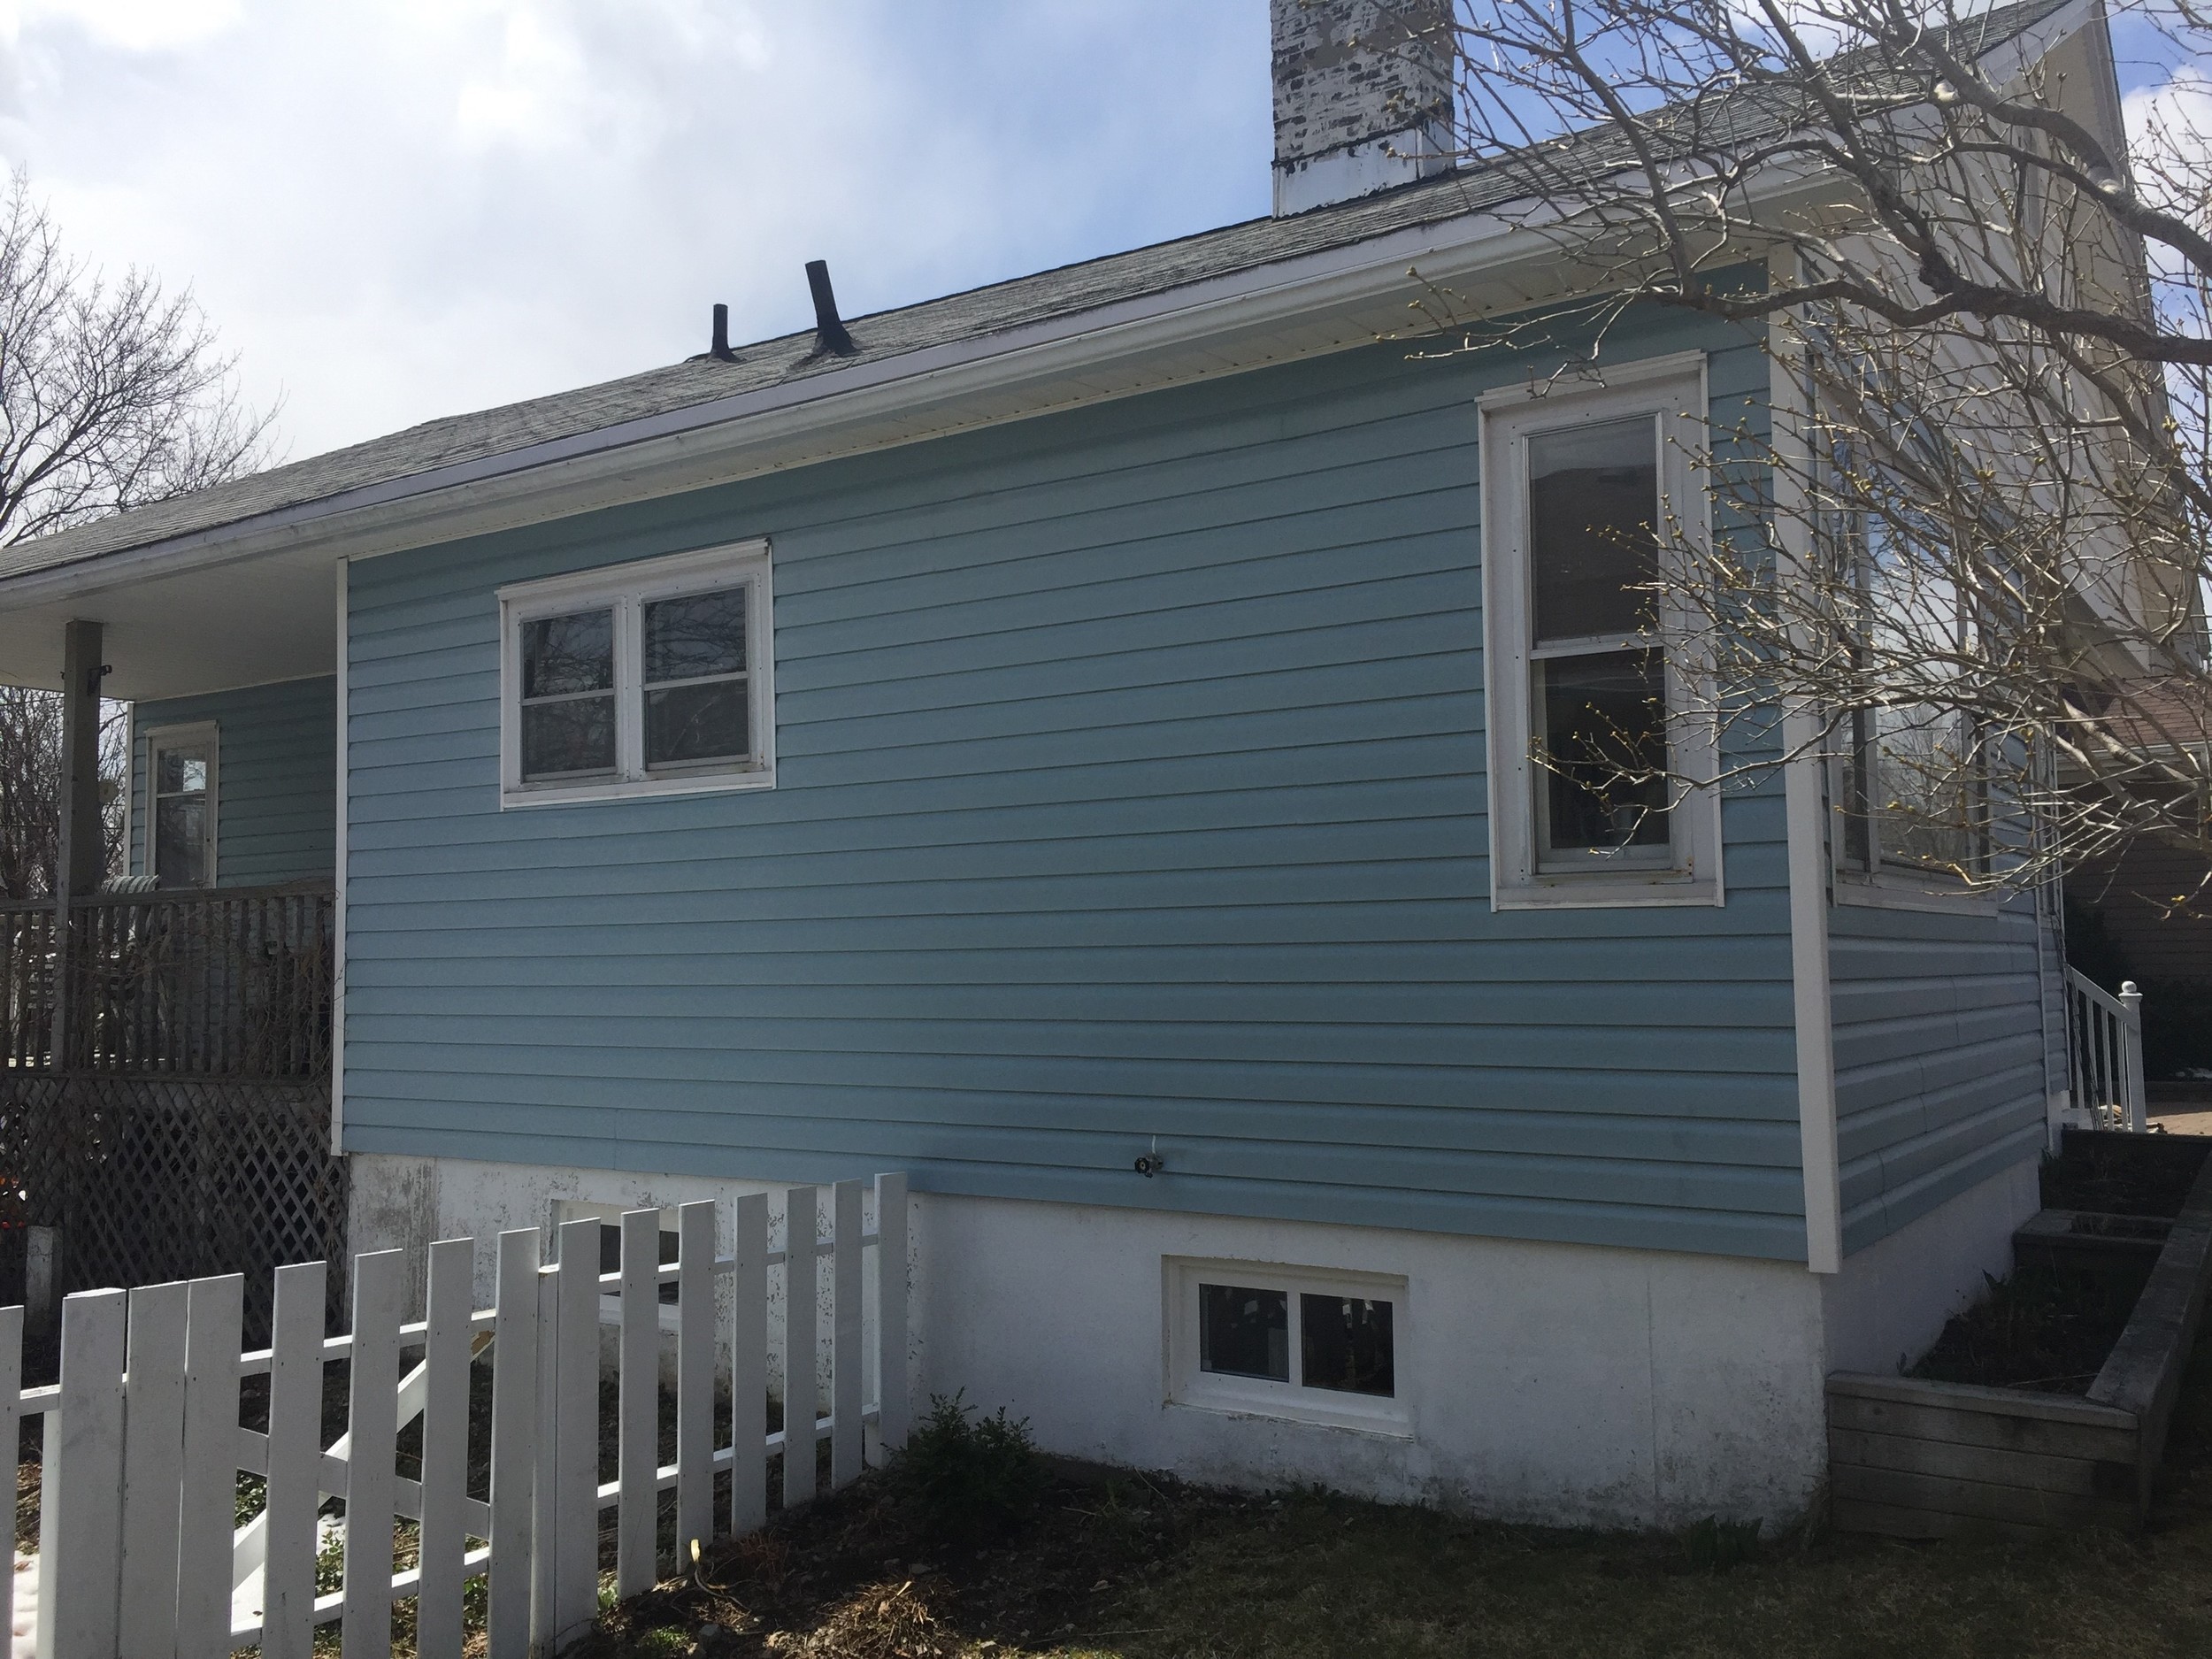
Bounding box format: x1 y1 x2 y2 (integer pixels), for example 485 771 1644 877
499 540 775 807
144 723 219 888
1831 501 1993 897
1481 357 1720 907
1839 706 1991 882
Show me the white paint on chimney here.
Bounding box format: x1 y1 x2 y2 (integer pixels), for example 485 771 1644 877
1271 0 1453 217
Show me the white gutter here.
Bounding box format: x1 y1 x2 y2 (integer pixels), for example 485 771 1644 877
0 204 1589 606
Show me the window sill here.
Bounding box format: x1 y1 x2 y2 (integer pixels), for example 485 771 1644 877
1493 872 1722 910
501 765 776 810
1832 870 2001 916
1164 1392 1413 1440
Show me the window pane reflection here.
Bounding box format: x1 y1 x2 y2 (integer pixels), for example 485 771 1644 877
646 680 748 767
1538 648 1670 853
1198 1283 1288 1381
155 798 207 889
1300 1294 1394 1396
1867 704 1981 872
157 749 209 795
643 589 746 683
522 696 616 778
1529 418 1658 644
523 611 614 698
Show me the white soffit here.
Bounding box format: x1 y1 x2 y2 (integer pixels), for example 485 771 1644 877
0 550 335 700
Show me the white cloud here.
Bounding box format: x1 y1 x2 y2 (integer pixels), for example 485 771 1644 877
0 0 1269 459
0 0 243 52
2123 62 2212 240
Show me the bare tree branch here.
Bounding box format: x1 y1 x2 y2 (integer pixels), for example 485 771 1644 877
1419 0 2212 902
0 172 273 897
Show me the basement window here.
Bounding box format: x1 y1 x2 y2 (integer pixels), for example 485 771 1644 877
499 539 775 807
1168 1259 1408 1433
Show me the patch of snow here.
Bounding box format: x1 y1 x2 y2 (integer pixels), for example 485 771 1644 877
14 1552 35 1659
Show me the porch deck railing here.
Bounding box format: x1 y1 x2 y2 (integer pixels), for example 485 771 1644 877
2067 965 2147 1133
0 882 344 1337
0 899 53 1068
0 881 334 1078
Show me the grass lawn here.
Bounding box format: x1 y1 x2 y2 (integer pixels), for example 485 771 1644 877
572 1319 2212 1659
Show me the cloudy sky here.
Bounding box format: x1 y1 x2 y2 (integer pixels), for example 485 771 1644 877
0 3 2193 468
0 0 1271 462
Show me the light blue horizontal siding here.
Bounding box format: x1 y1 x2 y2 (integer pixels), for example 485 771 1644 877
129 676 336 887
1832 897 2048 1254
343 307 1811 1260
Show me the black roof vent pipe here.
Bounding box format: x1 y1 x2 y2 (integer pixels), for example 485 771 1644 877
708 303 737 362
805 259 856 356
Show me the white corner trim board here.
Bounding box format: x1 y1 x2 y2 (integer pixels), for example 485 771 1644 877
1766 302 1841 1274
1784 705 1843 1275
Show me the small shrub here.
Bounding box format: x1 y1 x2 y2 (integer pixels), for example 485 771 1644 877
894 1390 1045 1544
1681 1514 1762 1572
315 1520 345 1595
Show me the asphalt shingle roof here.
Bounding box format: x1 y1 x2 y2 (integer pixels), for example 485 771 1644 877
0 0 2070 588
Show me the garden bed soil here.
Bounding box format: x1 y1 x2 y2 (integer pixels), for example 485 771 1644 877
1907 1132 2212 1395
1832 1134 2212 1538
2039 1130 2209 1217
1908 1264 2145 1395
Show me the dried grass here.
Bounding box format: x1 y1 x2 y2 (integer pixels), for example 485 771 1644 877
771 1576 958 1659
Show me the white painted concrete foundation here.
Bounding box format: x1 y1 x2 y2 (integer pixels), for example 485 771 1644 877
348 1150 2039 1531
1823 1158 2044 1377
347 1152 871 1399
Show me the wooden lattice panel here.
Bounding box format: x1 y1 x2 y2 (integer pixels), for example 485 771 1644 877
0 1073 347 1339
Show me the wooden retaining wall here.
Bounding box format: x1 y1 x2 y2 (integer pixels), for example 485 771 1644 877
1828 1375 2139 1538
1830 1143 2212 1537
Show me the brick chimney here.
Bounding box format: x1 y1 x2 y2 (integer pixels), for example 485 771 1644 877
1271 0 1454 217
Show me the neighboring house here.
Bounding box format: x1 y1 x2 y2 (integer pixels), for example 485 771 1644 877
2062 680 2212 1079
0 0 2124 1527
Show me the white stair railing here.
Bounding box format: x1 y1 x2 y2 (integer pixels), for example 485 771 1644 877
2067 967 2147 1133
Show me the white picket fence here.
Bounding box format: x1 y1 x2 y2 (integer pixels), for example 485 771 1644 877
14 1173 909 1659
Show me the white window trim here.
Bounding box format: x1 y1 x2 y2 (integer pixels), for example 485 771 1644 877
1832 855 2003 915
498 539 776 809
1163 1256 1411 1437
1479 352 1724 910
142 720 219 888
1828 725 2003 917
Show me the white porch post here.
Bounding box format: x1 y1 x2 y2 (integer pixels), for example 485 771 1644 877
2119 980 2147 1133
